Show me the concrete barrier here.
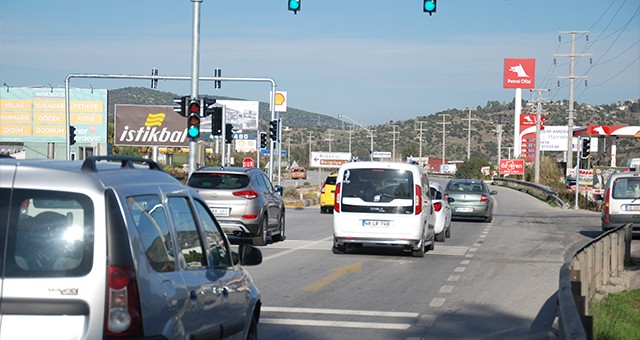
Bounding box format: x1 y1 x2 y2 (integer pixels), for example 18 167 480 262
557 224 632 339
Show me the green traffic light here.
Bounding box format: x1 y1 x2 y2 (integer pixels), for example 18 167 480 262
188 127 199 138
288 0 300 11
424 2 435 12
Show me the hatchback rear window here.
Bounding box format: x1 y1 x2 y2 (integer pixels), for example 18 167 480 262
324 175 337 186
188 173 250 190
3 189 94 277
612 177 640 199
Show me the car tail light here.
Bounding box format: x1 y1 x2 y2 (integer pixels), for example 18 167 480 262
242 214 258 220
480 194 489 202
433 202 442 212
106 265 142 337
334 183 341 213
233 190 259 199
444 193 449 201
321 184 326 194
603 188 610 221
415 185 422 215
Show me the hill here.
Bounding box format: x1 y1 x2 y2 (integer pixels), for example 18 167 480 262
107 87 639 167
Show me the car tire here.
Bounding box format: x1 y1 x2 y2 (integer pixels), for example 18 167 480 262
332 241 346 254
412 240 425 258
445 225 451 238
252 216 268 246
435 232 445 242
320 207 326 214
246 313 258 340
272 212 286 242
484 215 493 223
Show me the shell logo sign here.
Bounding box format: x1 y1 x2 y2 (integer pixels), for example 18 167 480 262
275 91 287 112
499 159 525 175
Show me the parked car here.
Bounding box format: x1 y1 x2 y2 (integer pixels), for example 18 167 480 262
333 161 436 257
291 166 307 180
601 171 640 231
0 156 262 340
445 178 497 222
187 166 285 246
430 181 452 242
320 172 338 213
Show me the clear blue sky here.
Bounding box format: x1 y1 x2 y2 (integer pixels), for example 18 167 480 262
1 0 638 124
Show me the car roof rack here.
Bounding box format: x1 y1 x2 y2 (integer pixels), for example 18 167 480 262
81 156 164 173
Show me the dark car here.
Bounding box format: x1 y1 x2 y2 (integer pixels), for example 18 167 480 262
188 166 285 246
444 178 497 222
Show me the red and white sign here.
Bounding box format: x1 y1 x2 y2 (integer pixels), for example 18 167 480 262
242 157 254 168
503 58 535 89
584 125 640 137
499 159 525 175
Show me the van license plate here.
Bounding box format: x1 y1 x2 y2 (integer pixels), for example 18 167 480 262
361 220 392 228
455 207 473 212
211 207 230 216
625 205 640 211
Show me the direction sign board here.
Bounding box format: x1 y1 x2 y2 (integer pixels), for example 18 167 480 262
310 152 351 168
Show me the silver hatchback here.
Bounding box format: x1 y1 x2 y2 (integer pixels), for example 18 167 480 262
188 166 286 246
0 156 262 340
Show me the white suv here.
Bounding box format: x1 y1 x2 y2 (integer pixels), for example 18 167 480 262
332 161 436 257
601 171 640 231
0 156 262 339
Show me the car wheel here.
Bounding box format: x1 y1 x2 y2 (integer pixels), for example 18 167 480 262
484 215 493 223
412 240 425 258
252 216 268 246
320 207 326 214
445 225 451 238
332 241 346 254
427 233 435 251
272 212 285 242
435 232 445 242
246 312 258 340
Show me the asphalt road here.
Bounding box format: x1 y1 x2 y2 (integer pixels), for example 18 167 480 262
245 180 607 339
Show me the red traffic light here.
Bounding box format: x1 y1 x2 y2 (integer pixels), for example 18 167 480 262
188 100 200 114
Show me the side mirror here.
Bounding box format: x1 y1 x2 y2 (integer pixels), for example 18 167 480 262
275 185 284 196
235 245 262 266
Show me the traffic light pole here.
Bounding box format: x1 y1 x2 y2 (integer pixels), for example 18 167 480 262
188 0 202 175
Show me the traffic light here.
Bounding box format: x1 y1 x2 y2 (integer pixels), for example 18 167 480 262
288 0 300 14
269 120 279 141
173 96 189 117
187 99 201 138
581 138 591 158
260 132 268 149
225 124 233 144
423 0 436 15
69 125 77 146
202 98 222 136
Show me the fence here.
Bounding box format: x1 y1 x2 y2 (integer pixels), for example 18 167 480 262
557 224 633 339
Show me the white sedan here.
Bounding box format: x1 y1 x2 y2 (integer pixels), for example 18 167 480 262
430 182 452 242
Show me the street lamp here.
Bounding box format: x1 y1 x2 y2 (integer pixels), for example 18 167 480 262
338 114 374 161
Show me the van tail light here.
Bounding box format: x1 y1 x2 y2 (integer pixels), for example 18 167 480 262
415 185 422 215
433 202 442 212
321 184 327 194
603 188 610 221
334 183 342 213
480 194 489 202
233 190 259 199
106 265 142 337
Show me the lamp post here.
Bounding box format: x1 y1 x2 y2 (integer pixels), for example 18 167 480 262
338 114 374 161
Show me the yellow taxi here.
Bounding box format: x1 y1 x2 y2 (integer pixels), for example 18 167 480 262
291 167 307 180
320 172 338 213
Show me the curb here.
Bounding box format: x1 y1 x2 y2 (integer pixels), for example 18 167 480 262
285 198 319 209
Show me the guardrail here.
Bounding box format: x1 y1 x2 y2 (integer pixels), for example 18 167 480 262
492 177 565 208
557 224 633 339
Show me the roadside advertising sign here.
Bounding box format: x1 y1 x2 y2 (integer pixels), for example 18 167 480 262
503 58 536 89
115 105 188 147
499 159 525 175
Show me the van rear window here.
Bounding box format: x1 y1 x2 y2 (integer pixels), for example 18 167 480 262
341 168 413 203
612 177 640 199
3 190 94 277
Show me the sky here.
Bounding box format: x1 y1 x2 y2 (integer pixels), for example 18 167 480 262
1 0 639 125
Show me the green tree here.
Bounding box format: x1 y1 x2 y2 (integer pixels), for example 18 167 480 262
455 157 487 179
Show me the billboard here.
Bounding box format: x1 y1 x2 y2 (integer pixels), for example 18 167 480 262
0 87 107 143
499 159 525 175
115 105 189 147
503 58 535 89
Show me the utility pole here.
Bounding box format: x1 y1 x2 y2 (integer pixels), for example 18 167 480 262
325 129 334 152
415 121 428 164
463 108 477 160
390 125 398 162
495 112 507 167
554 31 590 173
437 113 451 172
187 0 202 176
531 88 550 184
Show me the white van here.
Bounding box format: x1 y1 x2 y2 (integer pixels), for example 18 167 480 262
601 171 640 231
332 161 436 257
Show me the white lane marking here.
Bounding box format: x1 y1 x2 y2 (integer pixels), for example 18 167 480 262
460 260 471 265
448 275 460 281
429 298 446 307
454 267 466 272
262 237 333 261
265 240 469 256
261 306 419 318
439 285 454 293
261 318 411 330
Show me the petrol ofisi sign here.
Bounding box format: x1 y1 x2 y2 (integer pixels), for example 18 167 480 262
503 58 536 89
